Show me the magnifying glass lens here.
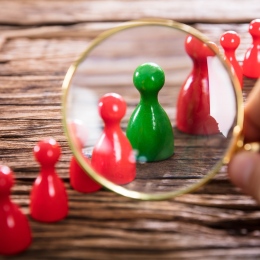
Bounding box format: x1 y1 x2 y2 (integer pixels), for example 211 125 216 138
64 22 239 199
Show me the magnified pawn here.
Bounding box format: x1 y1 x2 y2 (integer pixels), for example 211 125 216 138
220 30 243 88
176 35 220 135
243 19 260 78
126 62 174 162
0 165 32 255
91 93 136 185
30 138 68 222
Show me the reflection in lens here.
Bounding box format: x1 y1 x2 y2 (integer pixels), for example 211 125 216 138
65 23 238 196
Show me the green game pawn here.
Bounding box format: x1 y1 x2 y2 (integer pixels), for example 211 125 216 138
126 62 174 162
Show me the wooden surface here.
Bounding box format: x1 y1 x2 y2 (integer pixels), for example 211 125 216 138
1 1 260 259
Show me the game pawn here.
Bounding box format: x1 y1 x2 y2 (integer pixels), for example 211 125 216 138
176 35 220 135
30 138 68 222
220 30 243 88
126 62 174 162
243 19 260 78
68 121 101 193
91 93 136 185
70 156 102 193
0 165 32 255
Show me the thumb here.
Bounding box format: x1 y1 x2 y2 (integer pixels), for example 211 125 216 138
228 151 260 203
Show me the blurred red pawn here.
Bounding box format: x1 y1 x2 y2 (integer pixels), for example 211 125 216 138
243 19 260 78
0 165 32 255
70 156 101 193
176 35 220 135
68 122 102 193
30 138 68 222
220 31 243 88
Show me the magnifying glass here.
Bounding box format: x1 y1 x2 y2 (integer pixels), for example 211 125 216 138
61 19 254 200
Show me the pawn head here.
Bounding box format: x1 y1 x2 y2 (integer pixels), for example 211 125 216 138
98 93 126 123
185 35 216 58
33 138 61 167
133 63 165 93
220 31 240 50
0 165 14 195
249 19 260 38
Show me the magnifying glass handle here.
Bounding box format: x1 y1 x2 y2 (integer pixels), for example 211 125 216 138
224 126 260 164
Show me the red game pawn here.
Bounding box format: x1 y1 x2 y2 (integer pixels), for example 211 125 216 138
70 156 101 193
30 138 68 222
243 19 260 78
220 31 243 88
68 122 102 193
0 165 32 255
91 93 136 185
176 35 220 135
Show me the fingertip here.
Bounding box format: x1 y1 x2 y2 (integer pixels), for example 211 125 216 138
228 151 260 203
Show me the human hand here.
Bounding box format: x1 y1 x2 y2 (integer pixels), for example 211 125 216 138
228 79 260 203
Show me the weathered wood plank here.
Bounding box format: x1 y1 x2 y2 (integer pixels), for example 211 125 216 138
0 22 253 53
4 184 260 259
0 0 259 26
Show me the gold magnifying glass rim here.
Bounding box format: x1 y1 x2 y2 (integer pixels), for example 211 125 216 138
61 18 243 200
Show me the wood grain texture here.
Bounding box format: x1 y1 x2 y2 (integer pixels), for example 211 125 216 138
0 0 260 26
0 1 260 259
